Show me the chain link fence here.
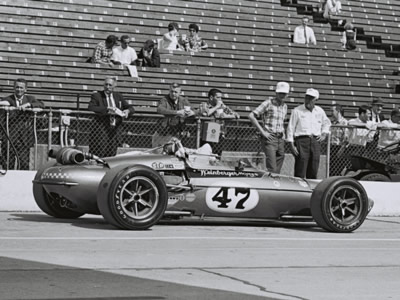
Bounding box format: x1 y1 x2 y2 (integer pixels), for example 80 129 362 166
3 108 395 179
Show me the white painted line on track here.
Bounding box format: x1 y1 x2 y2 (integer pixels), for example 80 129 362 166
1 236 400 241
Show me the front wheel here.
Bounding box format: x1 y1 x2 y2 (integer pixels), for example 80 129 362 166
97 165 168 230
310 177 369 233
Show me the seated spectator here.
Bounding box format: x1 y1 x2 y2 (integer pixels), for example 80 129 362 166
110 35 137 66
90 35 118 66
181 23 208 52
293 16 317 45
322 0 342 19
161 22 183 51
137 40 160 67
341 22 357 50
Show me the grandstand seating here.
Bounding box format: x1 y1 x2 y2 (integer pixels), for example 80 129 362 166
0 0 399 120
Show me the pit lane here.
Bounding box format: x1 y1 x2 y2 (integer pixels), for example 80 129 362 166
0 212 399 300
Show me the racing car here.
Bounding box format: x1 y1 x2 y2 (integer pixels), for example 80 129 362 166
32 139 373 233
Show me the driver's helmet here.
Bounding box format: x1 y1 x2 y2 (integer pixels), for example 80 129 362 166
163 142 177 155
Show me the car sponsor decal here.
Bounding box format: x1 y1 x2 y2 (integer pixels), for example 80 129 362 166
205 181 259 213
151 162 183 169
188 168 262 178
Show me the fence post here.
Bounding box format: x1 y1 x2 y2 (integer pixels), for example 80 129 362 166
33 111 38 170
196 118 201 148
5 110 9 169
326 132 331 178
47 110 53 161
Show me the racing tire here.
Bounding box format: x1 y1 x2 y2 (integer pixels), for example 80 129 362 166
97 165 168 230
359 173 390 182
310 176 369 233
33 161 85 219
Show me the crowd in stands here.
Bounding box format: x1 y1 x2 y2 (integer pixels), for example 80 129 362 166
0 10 399 177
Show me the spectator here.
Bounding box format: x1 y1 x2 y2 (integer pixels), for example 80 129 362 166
161 22 183 51
182 23 208 52
157 82 195 139
322 0 342 19
200 88 239 154
110 35 137 66
378 108 400 148
330 104 348 175
341 22 357 50
286 88 331 179
248 82 289 173
330 104 348 145
88 77 134 158
0 78 44 170
90 35 118 66
371 97 386 123
137 40 160 67
347 105 376 146
293 16 317 45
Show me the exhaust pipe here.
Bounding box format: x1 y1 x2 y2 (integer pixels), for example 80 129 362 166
48 148 85 165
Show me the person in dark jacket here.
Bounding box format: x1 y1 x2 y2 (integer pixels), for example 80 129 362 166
137 40 160 67
0 78 44 170
88 77 134 157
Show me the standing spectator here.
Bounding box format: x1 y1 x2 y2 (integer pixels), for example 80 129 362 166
286 88 331 179
330 104 348 175
200 88 239 154
371 97 386 123
161 22 183 51
322 0 342 19
90 35 118 66
156 83 195 140
341 22 357 50
378 108 400 148
88 77 134 158
182 23 208 52
330 104 348 145
110 35 137 66
137 40 160 67
293 16 317 45
248 82 289 173
0 78 44 170
347 105 376 146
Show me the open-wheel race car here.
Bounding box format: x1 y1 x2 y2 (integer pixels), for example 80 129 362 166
33 139 374 233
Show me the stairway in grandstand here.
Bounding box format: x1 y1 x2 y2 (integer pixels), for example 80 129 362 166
0 0 399 118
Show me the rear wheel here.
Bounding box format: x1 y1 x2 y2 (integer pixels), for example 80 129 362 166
33 161 84 219
310 177 369 233
359 173 390 182
97 165 168 230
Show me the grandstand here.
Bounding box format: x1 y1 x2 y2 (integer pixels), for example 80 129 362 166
0 0 399 118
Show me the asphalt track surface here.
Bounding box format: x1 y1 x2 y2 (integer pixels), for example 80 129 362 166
1 212 400 300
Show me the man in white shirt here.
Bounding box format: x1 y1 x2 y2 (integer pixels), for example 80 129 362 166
111 35 137 66
293 16 317 45
286 88 331 178
378 108 400 148
347 105 376 146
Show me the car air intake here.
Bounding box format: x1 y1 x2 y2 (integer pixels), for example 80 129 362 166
48 148 85 165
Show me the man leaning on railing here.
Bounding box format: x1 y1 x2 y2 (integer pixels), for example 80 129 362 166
0 78 44 170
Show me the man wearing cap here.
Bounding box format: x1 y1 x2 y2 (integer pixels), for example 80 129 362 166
286 88 331 179
249 82 289 173
371 97 386 123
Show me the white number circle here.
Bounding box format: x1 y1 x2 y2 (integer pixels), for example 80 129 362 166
205 181 259 213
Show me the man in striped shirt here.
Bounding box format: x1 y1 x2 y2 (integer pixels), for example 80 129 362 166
249 82 289 173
